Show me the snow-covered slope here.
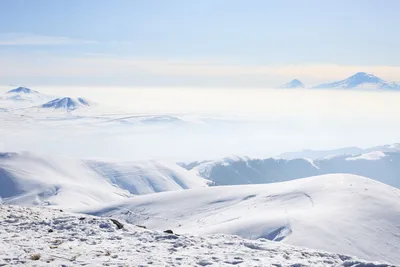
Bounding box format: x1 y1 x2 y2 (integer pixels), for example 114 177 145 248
280 79 305 88
85 174 400 264
184 151 400 188
313 72 400 89
0 205 390 267
40 97 91 111
85 160 210 195
0 152 132 209
0 152 209 208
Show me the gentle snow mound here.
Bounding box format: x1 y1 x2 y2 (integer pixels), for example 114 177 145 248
85 174 400 264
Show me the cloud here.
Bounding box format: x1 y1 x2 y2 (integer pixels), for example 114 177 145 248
0 33 97 46
1 51 400 86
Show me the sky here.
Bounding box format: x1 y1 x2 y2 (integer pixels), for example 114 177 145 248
1 0 400 87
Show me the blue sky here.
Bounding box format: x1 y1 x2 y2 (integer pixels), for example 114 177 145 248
1 0 400 87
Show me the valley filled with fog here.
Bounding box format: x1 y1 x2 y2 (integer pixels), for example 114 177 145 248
1 86 400 161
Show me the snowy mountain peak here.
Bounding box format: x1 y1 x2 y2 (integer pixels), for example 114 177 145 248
347 72 383 83
314 72 400 89
41 97 91 111
6 87 38 94
280 79 305 88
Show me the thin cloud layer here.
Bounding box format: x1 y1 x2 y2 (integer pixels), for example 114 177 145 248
0 33 97 46
1 51 400 86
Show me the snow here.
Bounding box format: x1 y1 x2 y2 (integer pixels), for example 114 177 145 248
0 204 394 267
346 151 387 161
0 152 209 209
84 174 400 264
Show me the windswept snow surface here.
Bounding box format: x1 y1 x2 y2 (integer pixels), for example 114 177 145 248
0 205 395 267
0 152 209 209
85 174 400 264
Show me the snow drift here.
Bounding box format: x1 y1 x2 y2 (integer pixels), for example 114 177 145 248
85 174 400 264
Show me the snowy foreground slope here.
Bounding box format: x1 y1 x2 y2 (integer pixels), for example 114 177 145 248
0 152 209 209
0 205 395 267
85 174 400 264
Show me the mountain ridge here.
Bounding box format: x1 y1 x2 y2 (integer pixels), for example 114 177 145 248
313 72 400 89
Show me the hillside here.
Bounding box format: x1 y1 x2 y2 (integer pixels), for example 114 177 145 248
84 174 400 264
184 151 400 188
0 152 209 209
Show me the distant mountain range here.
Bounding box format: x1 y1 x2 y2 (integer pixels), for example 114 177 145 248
280 72 400 90
313 72 400 89
1 87 93 112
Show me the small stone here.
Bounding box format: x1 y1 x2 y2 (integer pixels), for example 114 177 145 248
110 219 124 229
